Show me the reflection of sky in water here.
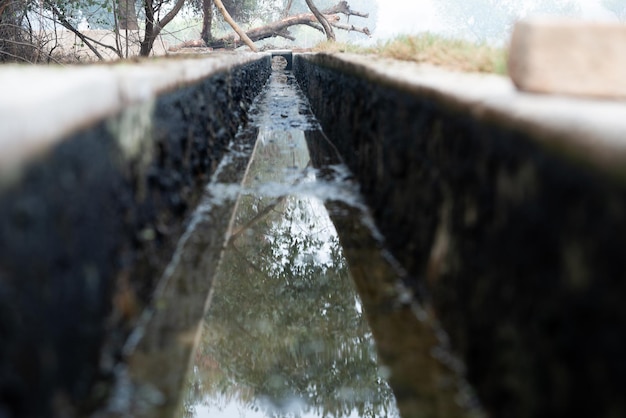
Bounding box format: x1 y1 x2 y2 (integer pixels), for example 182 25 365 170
180 64 399 418
191 395 365 418
178 131 396 417
181 131 398 418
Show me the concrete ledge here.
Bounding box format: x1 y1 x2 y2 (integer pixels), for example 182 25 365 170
296 52 626 180
0 52 261 184
509 19 626 99
295 53 626 418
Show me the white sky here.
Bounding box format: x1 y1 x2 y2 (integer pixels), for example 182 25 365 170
373 0 619 41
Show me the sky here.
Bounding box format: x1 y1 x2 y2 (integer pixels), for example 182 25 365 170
373 0 620 41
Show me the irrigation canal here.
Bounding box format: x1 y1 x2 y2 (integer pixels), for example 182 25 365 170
3 50 626 418
101 57 483 418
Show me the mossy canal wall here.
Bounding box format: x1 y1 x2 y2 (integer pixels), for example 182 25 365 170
294 53 626 418
2 51 626 418
0 54 270 417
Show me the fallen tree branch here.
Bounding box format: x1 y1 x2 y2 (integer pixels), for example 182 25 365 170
305 0 334 41
322 1 369 18
302 21 324 33
169 1 370 51
214 0 258 52
275 30 296 41
175 13 342 49
330 21 371 36
168 38 207 51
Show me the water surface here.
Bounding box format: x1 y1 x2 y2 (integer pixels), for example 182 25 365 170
179 61 400 418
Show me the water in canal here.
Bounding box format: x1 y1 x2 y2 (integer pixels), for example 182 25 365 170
179 59 400 418
159 57 487 418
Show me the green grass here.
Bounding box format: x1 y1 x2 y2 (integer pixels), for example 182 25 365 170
313 33 508 75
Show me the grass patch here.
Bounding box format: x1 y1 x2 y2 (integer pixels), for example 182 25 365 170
313 33 508 75
312 40 370 54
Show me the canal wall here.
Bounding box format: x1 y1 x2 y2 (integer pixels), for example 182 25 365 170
0 53 270 417
294 53 626 418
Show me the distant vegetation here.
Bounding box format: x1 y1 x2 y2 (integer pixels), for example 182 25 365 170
314 33 508 74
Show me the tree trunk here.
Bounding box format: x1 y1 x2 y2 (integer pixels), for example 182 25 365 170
200 0 213 43
117 0 139 30
140 0 186 56
140 0 155 56
214 0 258 52
305 0 335 41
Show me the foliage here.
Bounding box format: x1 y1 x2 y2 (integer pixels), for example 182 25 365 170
376 33 507 74
314 33 508 74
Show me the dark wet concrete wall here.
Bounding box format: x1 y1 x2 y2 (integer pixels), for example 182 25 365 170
0 56 270 418
294 54 626 418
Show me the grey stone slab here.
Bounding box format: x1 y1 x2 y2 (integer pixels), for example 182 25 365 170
509 19 626 99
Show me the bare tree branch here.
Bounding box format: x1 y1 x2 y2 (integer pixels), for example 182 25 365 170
305 0 335 41
214 0 258 52
198 12 340 49
323 1 368 18
43 0 105 60
170 1 370 51
140 0 186 56
157 0 186 31
330 21 370 36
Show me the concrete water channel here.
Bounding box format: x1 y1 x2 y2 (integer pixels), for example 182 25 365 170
2 50 626 418
107 57 482 418
180 60 398 418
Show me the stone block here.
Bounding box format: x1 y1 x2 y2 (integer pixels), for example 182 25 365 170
508 19 626 99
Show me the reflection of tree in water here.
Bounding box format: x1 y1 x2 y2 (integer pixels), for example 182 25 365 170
181 132 397 418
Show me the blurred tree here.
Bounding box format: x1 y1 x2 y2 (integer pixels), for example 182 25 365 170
191 0 373 49
602 0 626 21
436 0 579 43
139 0 186 54
0 0 32 61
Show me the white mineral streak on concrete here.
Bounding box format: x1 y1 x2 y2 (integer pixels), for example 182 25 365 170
306 53 626 178
0 52 261 180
